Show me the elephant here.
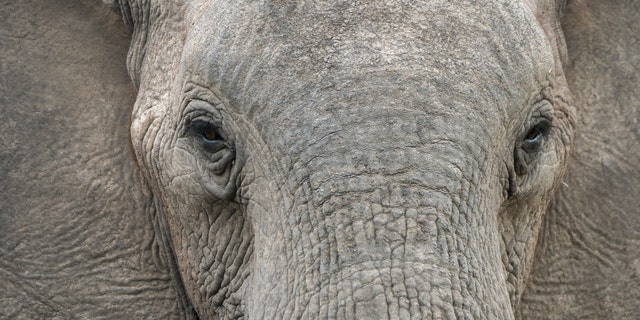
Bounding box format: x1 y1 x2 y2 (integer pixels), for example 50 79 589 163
1 0 639 319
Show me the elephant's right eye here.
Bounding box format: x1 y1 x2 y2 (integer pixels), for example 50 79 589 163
188 120 227 153
192 120 223 142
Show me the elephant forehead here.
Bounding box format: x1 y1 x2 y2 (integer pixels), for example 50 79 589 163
183 0 552 108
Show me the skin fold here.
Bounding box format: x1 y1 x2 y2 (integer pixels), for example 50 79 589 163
0 0 637 319
519 1 640 318
0 1 187 318
122 0 573 318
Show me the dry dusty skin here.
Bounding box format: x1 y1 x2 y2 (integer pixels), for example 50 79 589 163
1 0 639 319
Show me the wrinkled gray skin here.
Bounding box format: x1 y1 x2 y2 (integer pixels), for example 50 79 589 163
1 0 638 319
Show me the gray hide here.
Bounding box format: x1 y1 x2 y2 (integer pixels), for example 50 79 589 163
1 0 639 319
0 1 187 318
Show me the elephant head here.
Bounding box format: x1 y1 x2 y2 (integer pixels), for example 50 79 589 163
5 0 640 318
105 0 577 318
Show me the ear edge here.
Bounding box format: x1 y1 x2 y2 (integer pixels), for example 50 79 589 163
100 0 134 32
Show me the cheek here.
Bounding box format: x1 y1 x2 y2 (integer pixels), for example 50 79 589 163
535 148 561 194
515 142 564 199
162 146 218 233
497 134 568 305
168 147 204 188
158 146 254 316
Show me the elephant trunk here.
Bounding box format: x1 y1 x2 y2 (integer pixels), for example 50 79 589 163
245 109 513 319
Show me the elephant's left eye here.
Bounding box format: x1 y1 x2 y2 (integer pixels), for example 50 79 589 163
522 120 551 153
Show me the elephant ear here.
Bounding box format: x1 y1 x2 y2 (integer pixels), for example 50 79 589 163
100 0 148 87
520 1 640 319
0 1 189 318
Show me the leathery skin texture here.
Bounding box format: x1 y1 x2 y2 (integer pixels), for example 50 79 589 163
9 0 640 319
0 1 188 318
119 0 574 318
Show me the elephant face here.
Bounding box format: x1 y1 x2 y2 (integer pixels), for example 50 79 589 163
121 0 574 318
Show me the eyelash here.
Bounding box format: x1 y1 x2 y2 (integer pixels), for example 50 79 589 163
522 120 551 153
186 119 229 155
190 120 223 142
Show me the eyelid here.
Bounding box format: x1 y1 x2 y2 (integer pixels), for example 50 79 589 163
532 99 555 121
522 100 555 139
189 119 222 139
183 121 228 157
528 119 552 138
518 100 554 152
182 99 225 137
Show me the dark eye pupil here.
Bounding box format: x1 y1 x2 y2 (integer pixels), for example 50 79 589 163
525 128 541 141
203 129 217 141
189 120 223 143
